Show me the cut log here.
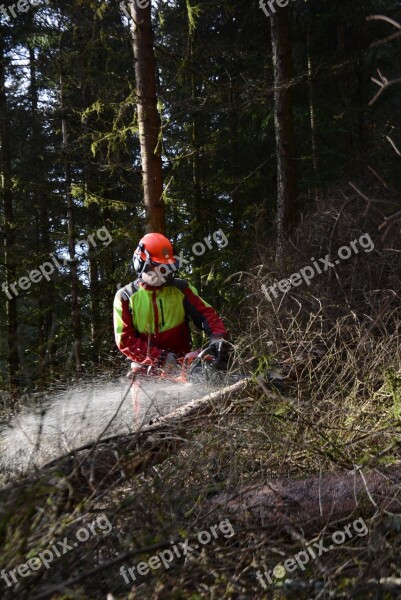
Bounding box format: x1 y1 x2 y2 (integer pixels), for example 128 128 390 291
210 465 401 531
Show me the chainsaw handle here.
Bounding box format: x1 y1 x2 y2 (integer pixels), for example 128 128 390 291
197 345 216 360
186 345 216 376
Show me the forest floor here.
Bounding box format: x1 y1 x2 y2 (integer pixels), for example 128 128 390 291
1 368 400 600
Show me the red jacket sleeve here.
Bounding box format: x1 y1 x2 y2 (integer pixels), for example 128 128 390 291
183 284 227 338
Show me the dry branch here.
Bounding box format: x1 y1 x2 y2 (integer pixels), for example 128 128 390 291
386 134 401 157
367 15 401 47
366 16 401 105
369 71 401 106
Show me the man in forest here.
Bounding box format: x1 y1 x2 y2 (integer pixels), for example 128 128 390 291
113 233 228 374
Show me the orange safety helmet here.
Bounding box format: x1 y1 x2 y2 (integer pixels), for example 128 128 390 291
133 233 179 275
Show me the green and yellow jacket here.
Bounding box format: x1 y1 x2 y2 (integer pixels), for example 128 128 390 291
113 278 227 365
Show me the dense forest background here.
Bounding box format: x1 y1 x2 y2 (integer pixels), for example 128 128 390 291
0 0 400 395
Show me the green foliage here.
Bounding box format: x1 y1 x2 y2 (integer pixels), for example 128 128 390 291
185 0 202 34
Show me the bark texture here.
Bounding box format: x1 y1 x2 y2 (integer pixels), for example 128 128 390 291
130 1 165 232
270 7 297 266
211 466 401 531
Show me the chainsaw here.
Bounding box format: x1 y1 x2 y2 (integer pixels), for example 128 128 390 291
128 345 228 422
128 345 224 385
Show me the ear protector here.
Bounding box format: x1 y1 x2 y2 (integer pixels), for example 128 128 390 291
133 242 180 275
133 242 151 275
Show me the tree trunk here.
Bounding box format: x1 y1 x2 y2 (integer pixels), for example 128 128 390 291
89 243 101 362
337 22 353 162
270 8 297 266
30 46 55 385
190 31 205 291
81 74 102 363
211 466 401 532
60 70 82 375
307 29 320 203
129 0 165 233
0 43 19 393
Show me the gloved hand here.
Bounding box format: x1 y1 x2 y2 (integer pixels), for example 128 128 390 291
163 352 178 371
209 337 229 368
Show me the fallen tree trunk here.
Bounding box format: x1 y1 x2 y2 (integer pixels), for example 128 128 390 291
51 377 251 487
210 465 401 531
0 378 252 507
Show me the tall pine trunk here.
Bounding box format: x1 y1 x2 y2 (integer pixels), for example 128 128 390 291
60 70 82 375
0 44 19 393
190 30 205 291
30 46 54 384
337 22 353 162
82 90 101 363
270 8 297 266
89 240 101 362
129 0 165 233
307 29 320 203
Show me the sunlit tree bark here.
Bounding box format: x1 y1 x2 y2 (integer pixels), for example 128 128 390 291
129 0 165 233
